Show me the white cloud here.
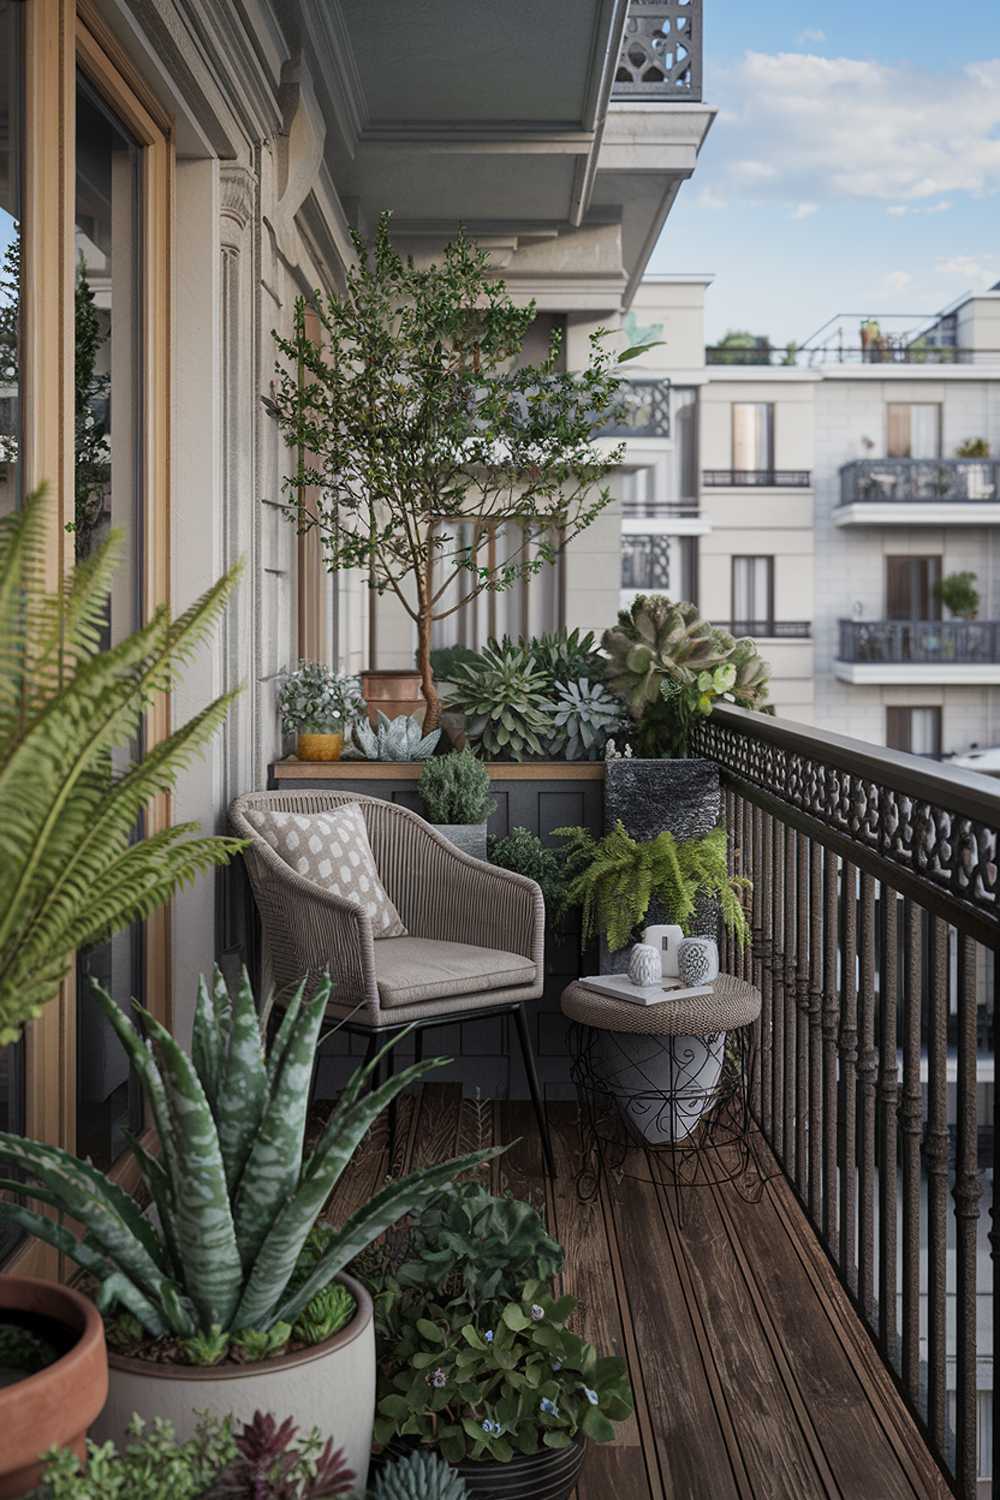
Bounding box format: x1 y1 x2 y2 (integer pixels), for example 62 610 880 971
887 205 908 217
936 255 1000 286
713 51 1000 204
697 186 729 210
797 28 826 44
887 200 952 218
883 270 913 292
791 201 818 219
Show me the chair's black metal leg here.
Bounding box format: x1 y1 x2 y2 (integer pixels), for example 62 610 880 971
385 1030 398 1168
414 1026 424 1068
514 1005 555 1178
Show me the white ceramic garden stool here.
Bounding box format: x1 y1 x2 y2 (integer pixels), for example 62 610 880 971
560 975 762 1220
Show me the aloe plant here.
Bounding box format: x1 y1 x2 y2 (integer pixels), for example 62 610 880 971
0 972 496 1357
349 711 441 761
444 641 554 761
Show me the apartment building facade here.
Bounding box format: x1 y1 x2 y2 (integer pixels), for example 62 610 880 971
614 278 1000 756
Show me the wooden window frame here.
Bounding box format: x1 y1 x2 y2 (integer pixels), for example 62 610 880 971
11 0 173 1271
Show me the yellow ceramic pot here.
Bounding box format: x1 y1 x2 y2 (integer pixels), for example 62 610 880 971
296 731 344 762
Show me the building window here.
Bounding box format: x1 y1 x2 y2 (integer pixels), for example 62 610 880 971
886 403 941 459
886 706 942 756
732 402 773 475
672 386 698 499
621 533 696 599
732 555 774 632
885 555 942 620
431 519 562 649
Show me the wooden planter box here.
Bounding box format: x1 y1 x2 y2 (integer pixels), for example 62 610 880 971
268 759 605 1097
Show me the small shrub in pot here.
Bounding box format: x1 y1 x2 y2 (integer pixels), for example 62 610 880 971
418 750 495 859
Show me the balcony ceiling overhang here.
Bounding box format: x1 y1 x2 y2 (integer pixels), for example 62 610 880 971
835 503 1000 527
834 662 1000 686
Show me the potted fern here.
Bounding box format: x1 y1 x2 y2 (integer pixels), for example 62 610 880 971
0 971 498 1487
418 749 495 859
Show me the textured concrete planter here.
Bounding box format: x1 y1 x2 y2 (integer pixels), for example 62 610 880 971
92 1275 373 1488
429 820 488 861
0 1276 108 1498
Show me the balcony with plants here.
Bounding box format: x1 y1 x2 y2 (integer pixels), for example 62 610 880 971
838 443 1000 526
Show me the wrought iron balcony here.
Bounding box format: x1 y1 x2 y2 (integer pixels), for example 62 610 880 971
838 617 1000 664
840 458 1000 505
613 1 702 101
715 620 812 639
621 498 699 519
596 377 671 438
703 468 812 488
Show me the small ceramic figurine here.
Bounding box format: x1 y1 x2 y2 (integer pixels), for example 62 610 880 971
677 936 720 987
627 942 662 988
642 923 684 978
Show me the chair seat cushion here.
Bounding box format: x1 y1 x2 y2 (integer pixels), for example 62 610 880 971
244 803 406 937
373 936 536 1009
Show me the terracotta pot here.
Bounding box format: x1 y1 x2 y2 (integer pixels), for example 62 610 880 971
380 1435 586 1500
0 1275 108 1498
361 669 423 724
92 1274 374 1490
296 730 344 762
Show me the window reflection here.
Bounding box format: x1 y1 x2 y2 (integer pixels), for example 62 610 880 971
74 77 144 1169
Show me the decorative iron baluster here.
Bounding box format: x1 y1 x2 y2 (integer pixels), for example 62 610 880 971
953 935 981 1499
838 859 859 1293
822 846 840 1246
857 872 878 1322
795 829 810 1201
877 883 899 1368
758 810 774 1137
749 802 766 1119
900 899 922 1400
741 793 754 984
925 917 949 1451
771 810 786 1161
808 839 824 1223
723 786 736 973
784 824 798 1179
992 949 1000 1493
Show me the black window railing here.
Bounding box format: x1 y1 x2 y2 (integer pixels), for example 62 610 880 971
840 458 1000 505
703 468 812 488
716 620 812 639
613 1 702 101
838 618 1000 665
595 377 671 438
694 702 1000 1499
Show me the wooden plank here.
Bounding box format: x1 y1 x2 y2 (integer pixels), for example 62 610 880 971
647 1152 828 1499
272 760 606 781
544 1106 662 1500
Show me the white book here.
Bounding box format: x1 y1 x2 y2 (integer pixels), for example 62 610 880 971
578 973 714 1008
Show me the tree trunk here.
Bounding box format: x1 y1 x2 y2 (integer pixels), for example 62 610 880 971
416 608 441 730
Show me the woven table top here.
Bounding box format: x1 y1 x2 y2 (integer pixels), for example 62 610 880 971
561 973 762 1036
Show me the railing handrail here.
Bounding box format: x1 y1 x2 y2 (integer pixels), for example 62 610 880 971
837 617 1000 664
839 456 999 505
714 620 812 638
702 468 812 486
705 344 1000 367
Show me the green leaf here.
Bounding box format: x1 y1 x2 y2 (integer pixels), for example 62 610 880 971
502 1302 530 1331
416 1317 446 1343
215 969 269 1196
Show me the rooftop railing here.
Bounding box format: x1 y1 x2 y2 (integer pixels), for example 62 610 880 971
613 1 702 101
705 344 1000 367
838 618 1000 666
695 703 1000 1498
841 458 1000 505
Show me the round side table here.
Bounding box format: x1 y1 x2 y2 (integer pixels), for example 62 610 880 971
561 974 764 1219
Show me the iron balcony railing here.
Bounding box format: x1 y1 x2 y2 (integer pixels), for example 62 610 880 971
841 458 1000 505
613 1 702 101
715 620 812 639
838 618 1000 665
705 344 1000 367
703 468 812 488
595 377 671 438
621 498 699 519
694 703 1000 1498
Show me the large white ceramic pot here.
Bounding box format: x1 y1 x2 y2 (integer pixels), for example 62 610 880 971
596 1031 726 1146
92 1275 374 1487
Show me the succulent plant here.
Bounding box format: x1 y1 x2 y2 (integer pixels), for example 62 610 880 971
0 1321 59 1376
418 747 494 824
527 627 606 689
0 971 497 1356
728 637 771 710
444 641 554 761
372 1450 469 1500
548 678 623 760
349 711 441 762
277 662 365 735
602 595 733 717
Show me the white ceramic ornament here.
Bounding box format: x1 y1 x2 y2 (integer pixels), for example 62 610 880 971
642 924 684 978
627 943 662 988
676 936 720 987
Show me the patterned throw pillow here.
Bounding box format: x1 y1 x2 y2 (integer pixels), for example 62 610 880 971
246 803 406 937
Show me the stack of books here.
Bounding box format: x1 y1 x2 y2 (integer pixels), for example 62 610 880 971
578 973 714 1008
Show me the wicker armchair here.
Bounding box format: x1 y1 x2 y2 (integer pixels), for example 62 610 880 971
230 790 553 1172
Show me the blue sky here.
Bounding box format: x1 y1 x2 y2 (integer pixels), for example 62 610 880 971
648 0 1000 346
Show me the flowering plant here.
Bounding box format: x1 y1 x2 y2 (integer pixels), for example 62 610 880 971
277 662 365 734
372 1279 632 1464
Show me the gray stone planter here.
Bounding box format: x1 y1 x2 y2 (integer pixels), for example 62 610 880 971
602 757 721 974
430 820 489 861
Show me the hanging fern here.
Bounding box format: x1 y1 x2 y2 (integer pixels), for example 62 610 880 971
553 821 750 952
0 486 245 1044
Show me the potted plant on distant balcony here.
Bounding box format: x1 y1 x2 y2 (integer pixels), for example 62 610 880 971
278 661 366 762
365 1180 632 1499
418 748 495 860
0 972 498 1488
266 212 651 731
934 571 980 621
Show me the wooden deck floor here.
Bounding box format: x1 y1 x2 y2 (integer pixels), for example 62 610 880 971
321 1084 952 1500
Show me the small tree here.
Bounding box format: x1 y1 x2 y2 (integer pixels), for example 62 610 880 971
268 215 641 727
934 570 980 621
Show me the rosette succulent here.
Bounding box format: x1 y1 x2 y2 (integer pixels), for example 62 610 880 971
444 641 554 761
602 595 733 716
548 678 623 761
373 1450 469 1500
349 711 441 762
527 627 606 689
